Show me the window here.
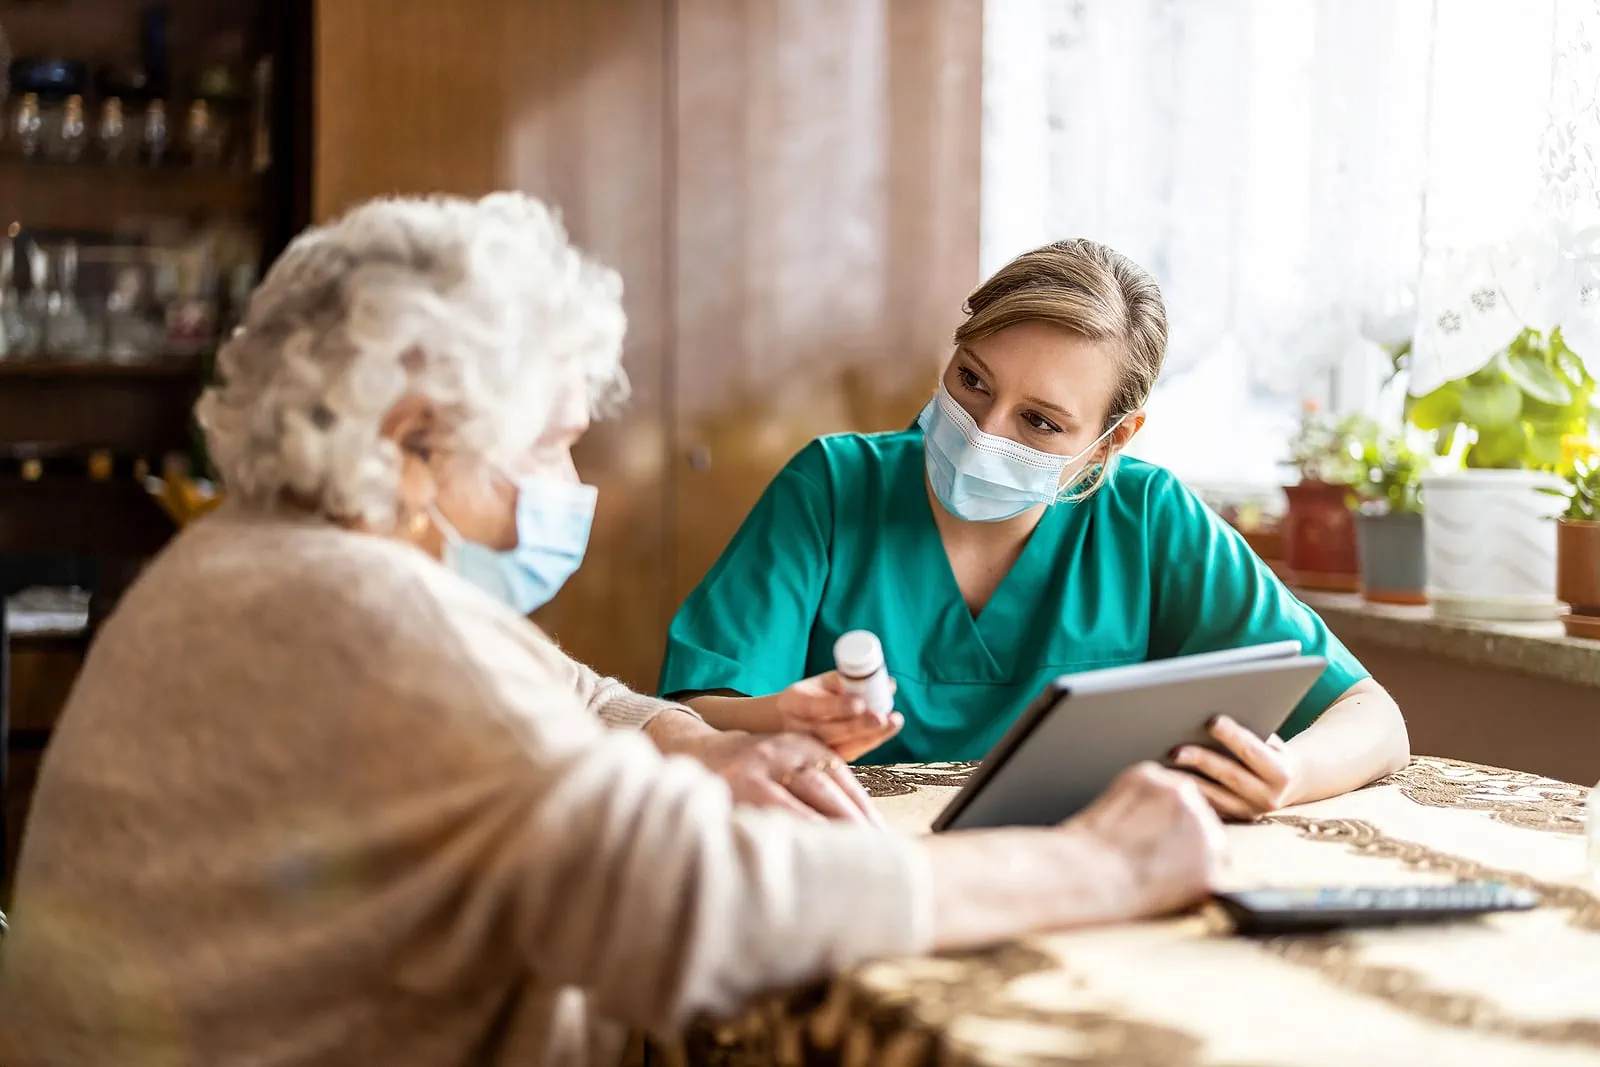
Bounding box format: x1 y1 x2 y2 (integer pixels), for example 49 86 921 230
982 0 1600 490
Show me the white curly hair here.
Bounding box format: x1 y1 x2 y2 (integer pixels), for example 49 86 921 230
196 192 628 528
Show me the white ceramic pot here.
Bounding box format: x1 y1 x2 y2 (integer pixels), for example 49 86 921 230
1420 470 1566 620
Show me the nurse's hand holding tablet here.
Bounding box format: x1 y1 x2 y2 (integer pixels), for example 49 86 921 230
1171 716 1305 821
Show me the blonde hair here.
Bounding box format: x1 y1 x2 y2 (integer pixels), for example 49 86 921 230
954 239 1167 498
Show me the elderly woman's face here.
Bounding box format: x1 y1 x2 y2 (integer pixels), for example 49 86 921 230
391 384 590 557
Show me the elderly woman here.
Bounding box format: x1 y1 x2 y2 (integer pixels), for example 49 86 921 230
0 194 1225 1067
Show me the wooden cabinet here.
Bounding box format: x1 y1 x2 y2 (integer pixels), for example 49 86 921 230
314 0 981 690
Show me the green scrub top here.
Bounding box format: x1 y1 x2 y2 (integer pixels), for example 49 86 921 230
659 429 1369 765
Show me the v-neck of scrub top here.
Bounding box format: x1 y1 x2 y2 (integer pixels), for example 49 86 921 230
900 465 1071 680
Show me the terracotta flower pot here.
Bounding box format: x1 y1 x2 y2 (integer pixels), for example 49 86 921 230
1282 481 1359 592
1556 519 1600 640
1355 511 1428 605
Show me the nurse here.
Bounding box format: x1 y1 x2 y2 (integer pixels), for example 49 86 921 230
659 239 1410 819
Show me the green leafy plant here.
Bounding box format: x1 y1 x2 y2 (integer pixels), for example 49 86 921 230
1350 426 1429 516
1550 456 1600 522
1406 327 1598 472
1287 407 1372 485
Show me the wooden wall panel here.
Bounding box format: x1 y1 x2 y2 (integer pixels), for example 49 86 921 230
313 2 510 215
313 0 671 689
311 0 983 687
671 0 983 602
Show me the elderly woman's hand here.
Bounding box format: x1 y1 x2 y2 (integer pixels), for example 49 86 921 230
696 730 885 826
922 762 1225 948
1070 762 1227 918
774 672 904 763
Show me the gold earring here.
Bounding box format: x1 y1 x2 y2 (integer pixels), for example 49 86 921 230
407 510 430 537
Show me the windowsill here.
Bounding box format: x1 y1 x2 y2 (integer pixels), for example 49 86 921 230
1297 591 1600 690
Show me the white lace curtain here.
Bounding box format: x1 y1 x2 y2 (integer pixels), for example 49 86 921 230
982 0 1600 486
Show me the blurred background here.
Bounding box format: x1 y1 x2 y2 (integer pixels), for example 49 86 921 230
3 0 1600 887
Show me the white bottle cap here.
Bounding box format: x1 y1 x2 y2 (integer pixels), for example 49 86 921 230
834 630 884 679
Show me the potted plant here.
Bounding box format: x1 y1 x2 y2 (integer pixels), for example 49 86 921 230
1282 406 1369 592
1350 428 1429 605
1407 328 1593 620
1554 457 1600 639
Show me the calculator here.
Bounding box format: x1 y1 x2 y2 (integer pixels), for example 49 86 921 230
1214 882 1539 935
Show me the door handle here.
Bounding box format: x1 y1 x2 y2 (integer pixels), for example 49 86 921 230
687 444 712 471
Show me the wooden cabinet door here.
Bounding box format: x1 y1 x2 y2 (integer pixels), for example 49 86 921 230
670 0 983 607
311 0 982 690
315 0 673 688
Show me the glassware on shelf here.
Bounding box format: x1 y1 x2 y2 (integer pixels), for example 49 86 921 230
104 264 159 364
19 242 49 358
141 99 170 167
184 100 225 168
0 240 26 360
164 246 218 357
11 93 44 160
45 241 93 358
46 94 89 163
97 97 130 164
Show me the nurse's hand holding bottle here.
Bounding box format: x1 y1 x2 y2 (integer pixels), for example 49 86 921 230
772 671 905 763
682 631 907 762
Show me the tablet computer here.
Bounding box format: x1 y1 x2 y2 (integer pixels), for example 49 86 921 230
930 641 1325 832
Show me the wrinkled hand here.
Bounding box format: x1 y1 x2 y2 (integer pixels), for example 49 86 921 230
1169 715 1303 820
696 730 885 825
1070 762 1227 919
774 671 904 762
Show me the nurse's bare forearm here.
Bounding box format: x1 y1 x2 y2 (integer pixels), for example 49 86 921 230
682 691 787 735
1283 679 1410 805
922 828 1134 947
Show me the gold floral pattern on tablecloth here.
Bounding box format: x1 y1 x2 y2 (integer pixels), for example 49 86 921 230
853 762 977 798
1266 815 1600 932
1383 756 1588 835
1262 936 1600 1049
665 757 1600 1067
1258 816 1600 1049
681 942 1227 1067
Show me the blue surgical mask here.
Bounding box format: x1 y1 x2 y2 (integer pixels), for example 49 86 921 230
432 473 598 615
917 383 1124 522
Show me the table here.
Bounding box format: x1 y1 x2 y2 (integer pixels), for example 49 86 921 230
679 758 1600 1067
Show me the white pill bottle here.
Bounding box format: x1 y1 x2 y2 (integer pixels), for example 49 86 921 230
833 630 895 715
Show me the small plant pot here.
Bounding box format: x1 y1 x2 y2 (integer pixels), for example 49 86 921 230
1557 518 1600 639
1282 481 1359 592
1421 471 1565 620
1241 527 1284 565
1354 511 1427 605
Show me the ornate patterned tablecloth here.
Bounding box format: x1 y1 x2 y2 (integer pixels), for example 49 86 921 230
675 758 1600 1067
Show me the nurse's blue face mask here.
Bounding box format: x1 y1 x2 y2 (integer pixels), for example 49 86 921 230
918 382 1125 522
429 465 598 615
